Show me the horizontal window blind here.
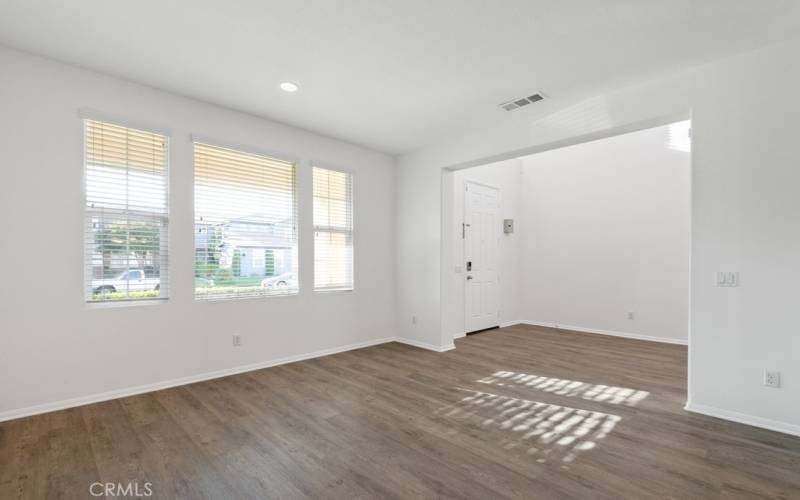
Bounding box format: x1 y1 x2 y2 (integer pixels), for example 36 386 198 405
313 167 353 291
194 142 298 300
84 119 169 302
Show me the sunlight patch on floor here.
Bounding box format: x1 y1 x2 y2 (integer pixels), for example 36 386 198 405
439 388 620 463
477 371 649 406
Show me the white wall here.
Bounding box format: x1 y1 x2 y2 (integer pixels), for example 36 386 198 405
0 47 396 418
517 124 690 343
449 159 522 337
397 36 800 435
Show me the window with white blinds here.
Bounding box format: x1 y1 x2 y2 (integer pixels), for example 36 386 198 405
84 119 169 302
313 167 353 291
194 142 298 300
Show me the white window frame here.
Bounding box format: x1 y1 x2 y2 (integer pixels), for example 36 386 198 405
312 163 355 292
82 112 171 305
192 136 300 301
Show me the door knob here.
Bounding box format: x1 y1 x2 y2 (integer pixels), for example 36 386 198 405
466 276 473 280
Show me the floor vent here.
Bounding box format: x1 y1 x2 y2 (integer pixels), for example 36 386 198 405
499 92 546 111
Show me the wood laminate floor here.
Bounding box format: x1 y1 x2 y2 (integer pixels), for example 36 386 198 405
1 324 799 499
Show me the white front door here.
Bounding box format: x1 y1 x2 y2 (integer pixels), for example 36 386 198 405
464 181 500 333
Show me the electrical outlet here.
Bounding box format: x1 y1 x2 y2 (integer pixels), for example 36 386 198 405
232 334 242 347
411 315 417 325
764 370 781 388
716 272 740 287
627 311 635 320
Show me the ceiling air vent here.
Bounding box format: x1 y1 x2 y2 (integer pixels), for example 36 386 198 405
499 92 546 111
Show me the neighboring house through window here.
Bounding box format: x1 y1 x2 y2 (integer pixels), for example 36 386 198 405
194 142 298 299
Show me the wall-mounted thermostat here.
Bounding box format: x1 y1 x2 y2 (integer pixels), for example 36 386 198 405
503 219 514 234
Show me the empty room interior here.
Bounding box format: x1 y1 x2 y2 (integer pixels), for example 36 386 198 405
0 2 799 499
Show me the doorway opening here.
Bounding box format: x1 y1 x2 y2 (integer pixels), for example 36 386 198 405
449 120 692 341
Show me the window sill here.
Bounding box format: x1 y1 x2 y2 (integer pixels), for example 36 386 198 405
314 288 354 294
194 291 300 303
86 298 168 309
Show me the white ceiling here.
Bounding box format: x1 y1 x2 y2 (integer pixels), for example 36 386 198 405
1 1 800 154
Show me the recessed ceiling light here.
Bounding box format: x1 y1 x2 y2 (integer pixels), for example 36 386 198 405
280 82 298 93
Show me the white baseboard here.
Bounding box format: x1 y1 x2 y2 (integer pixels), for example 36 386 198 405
499 320 520 328
508 320 795 437
507 320 688 346
0 335 458 422
453 331 467 339
6 331 796 440
395 337 455 352
0 336 399 423
685 402 800 437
